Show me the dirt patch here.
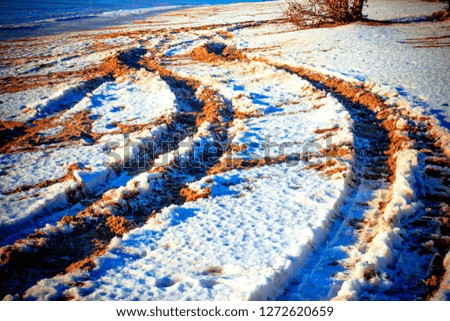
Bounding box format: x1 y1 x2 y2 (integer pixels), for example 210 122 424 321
105 215 136 236
0 109 160 156
0 110 102 154
315 127 340 134
179 186 212 202
0 50 133 94
216 30 234 39
140 56 201 89
190 42 248 64
112 122 152 135
0 121 27 147
305 157 348 178
202 266 224 276
5 163 85 195
232 108 262 120
425 156 450 168
315 127 341 139
229 144 248 153
206 147 350 178
196 88 233 131
306 144 354 178
207 153 307 176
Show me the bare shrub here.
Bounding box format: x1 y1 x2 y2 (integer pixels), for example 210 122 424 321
424 0 450 10
283 0 367 27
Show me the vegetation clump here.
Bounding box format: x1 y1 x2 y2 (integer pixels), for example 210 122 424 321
283 0 367 27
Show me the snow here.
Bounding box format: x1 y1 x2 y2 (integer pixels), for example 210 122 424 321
1 0 449 301
24 162 347 300
63 69 177 133
0 85 76 123
235 1 450 128
19 25 356 299
170 60 353 159
0 68 179 245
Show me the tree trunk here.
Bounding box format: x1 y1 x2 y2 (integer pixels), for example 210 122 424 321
351 0 365 20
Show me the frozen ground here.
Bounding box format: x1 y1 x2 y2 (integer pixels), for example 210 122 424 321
0 0 449 301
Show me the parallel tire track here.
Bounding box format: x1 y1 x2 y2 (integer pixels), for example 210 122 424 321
0 50 233 299
272 60 450 300
185 41 450 299
1 30 448 300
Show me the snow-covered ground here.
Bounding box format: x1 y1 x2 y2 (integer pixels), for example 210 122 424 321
0 0 449 301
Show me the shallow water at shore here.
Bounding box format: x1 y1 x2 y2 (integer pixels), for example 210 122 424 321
0 0 267 41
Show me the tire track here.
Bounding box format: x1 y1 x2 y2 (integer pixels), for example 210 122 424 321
181 41 450 300
1 27 448 300
179 42 395 300
271 61 450 300
0 48 173 247
0 52 233 299
0 45 207 247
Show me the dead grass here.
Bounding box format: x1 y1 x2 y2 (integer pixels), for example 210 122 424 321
402 35 450 48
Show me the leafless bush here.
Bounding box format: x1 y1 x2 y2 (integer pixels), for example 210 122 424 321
283 0 367 27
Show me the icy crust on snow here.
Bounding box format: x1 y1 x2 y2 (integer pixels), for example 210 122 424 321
20 35 356 300
172 60 352 160
234 2 450 129
62 69 177 133
0 85 78 123
0 69 178 234
24 163 347 301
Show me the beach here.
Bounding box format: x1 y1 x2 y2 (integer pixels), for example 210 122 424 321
0 0 449 301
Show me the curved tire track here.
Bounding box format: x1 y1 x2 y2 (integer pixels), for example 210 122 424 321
0 51 233 300
272 61 450 300
183 41 450 300
1 33 448 301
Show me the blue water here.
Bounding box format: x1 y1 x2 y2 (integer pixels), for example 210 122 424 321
0 0 266 40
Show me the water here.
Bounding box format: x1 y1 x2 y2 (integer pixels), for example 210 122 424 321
0 0 266 40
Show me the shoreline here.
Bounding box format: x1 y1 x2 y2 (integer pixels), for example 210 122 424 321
0 1 272 42
0 6 189 42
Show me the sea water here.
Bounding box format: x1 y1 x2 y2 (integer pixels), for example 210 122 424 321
0 0 266 40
